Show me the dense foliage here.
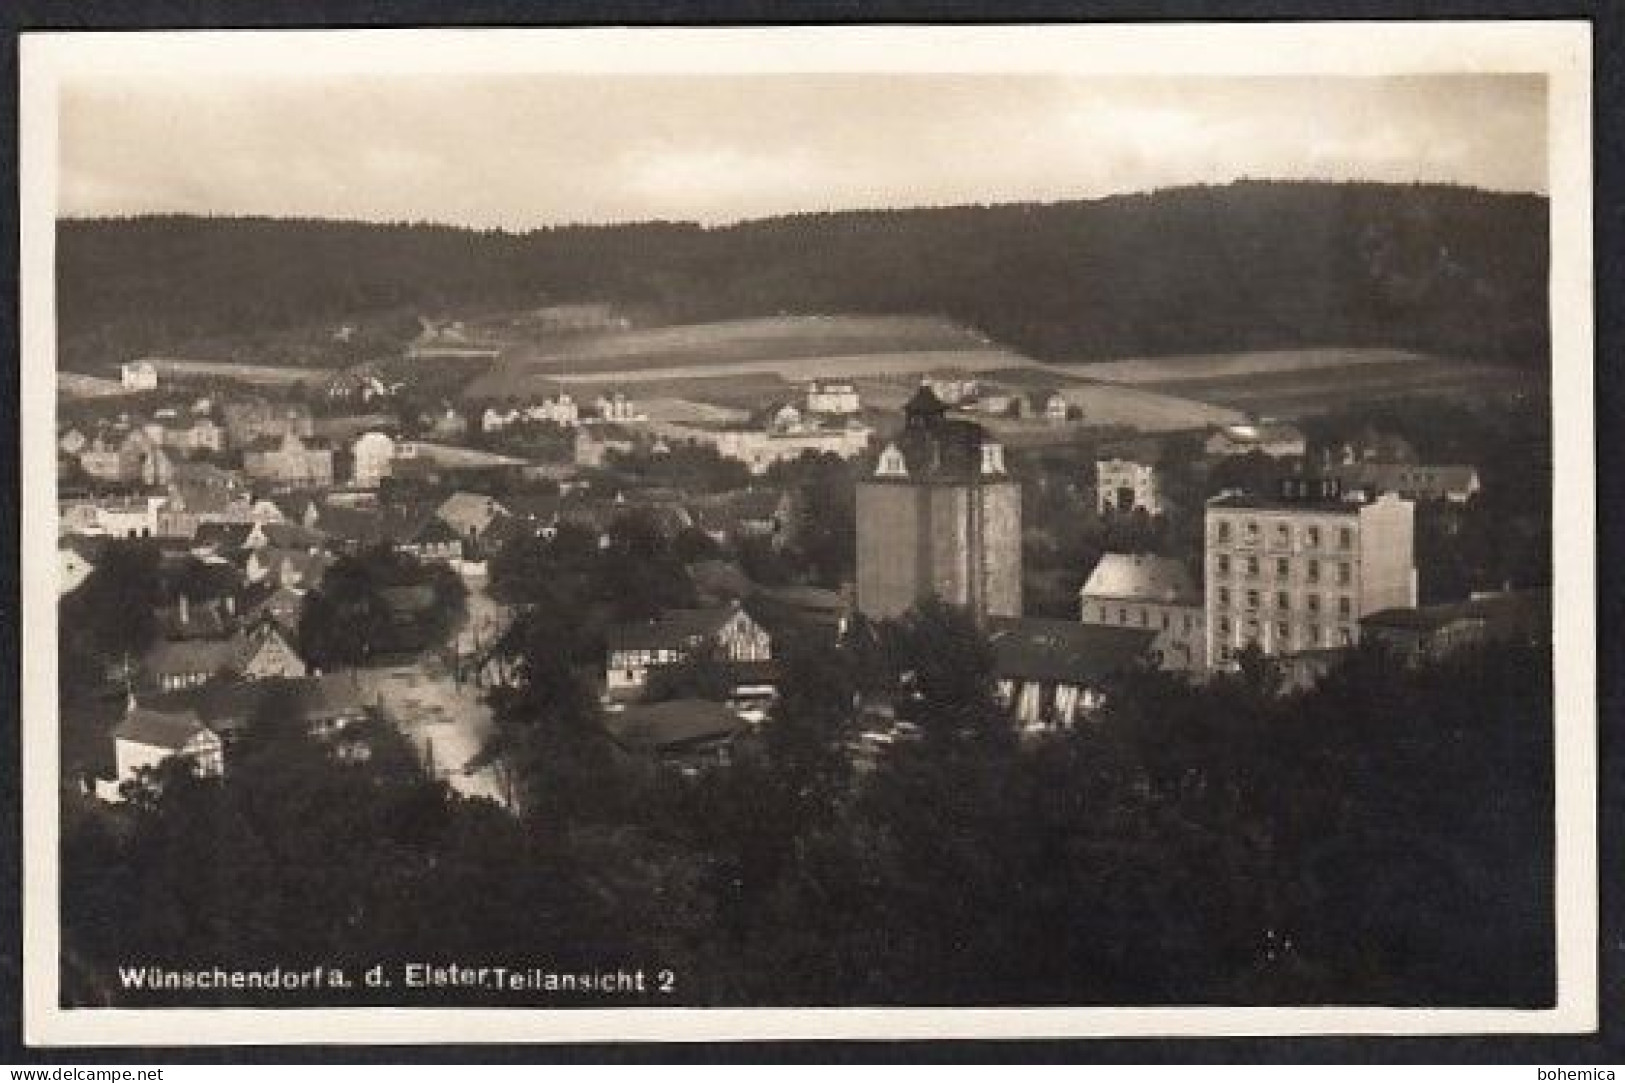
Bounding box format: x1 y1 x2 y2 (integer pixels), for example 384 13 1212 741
297 545 468 667
62 595 1553 1009
59 181 1547 373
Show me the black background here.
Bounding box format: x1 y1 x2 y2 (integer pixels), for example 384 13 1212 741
1 0 1619 1065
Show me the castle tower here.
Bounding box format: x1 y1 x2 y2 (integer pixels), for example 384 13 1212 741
855 384 1022 622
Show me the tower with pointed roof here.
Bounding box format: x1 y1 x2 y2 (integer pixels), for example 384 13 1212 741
855 384 1022 622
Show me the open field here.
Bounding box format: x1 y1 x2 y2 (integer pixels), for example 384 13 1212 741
526 314 987 368
1048 382 1249 431
1054 348 1543 417
135 359 329 387
461 314 1019 400
1059 347 1435 385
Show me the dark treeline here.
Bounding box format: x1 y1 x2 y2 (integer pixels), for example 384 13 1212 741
62 597 1553 1009
58 181 1548 372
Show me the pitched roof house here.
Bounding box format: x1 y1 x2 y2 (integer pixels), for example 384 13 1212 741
108 701 224 797
987 617 1156 732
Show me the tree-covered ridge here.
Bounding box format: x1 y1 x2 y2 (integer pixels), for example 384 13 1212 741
57 181 1548 374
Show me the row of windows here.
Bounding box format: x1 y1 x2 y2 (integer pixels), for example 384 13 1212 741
1212 518 1355 550
1214 619 1356 650
1088 604 1201 634
1213 588 1354 618
1214 554 1353 585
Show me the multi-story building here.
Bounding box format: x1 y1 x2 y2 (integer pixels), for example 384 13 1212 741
1204 477 1416 668
1078 553 1206 672
855 384 1022 622
243 432 335 489
712 419 873 476
221 400 315 447
1095 458 1163 516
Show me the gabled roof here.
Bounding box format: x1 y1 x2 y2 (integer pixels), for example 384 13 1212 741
603 699 746 755
146 673 367 729
60 533 109 564
1326 461 1480 495
258 521 327 550
1080 553 1200 606
194 522 255 551
437 490 507 529
987 618 1155 686
114 705 213 750
1362 589 1547 633
144 635 245 677
605 605 745 652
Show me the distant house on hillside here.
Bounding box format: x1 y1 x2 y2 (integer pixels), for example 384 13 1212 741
923 375 979 406
120 361 158 391
806 380 860 416
595 393 643 423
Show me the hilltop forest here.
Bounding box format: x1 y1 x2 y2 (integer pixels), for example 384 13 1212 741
56 181 1548 374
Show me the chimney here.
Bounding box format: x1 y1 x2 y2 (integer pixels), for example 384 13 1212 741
178 593 190 627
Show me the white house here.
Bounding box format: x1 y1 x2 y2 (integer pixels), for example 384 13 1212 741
806 380 860 416
604 602 772 697
120 361 158 391
102 700 224 801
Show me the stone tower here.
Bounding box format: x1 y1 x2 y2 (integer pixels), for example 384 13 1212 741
855 384 1022 622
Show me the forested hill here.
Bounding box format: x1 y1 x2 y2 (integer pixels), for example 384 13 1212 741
57 181 1549 373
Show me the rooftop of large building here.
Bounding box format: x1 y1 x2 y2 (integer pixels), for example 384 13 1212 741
1080 553 1201 605
987 618 1157 686
865 383 1006 484
1206 476 1415 514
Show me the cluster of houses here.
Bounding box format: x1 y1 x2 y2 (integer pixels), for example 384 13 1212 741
851 385 1533 736
480 390 648 433
64 358 1534 795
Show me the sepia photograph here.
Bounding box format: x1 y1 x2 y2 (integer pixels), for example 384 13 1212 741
18 22 1597 1046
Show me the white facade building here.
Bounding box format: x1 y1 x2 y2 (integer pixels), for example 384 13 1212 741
1096 458 1163 516
1205 479 1416 668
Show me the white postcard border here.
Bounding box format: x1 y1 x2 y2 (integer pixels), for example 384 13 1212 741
19 21 1597 1046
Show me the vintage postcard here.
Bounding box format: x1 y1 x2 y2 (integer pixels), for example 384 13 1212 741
18 22 1596 1045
